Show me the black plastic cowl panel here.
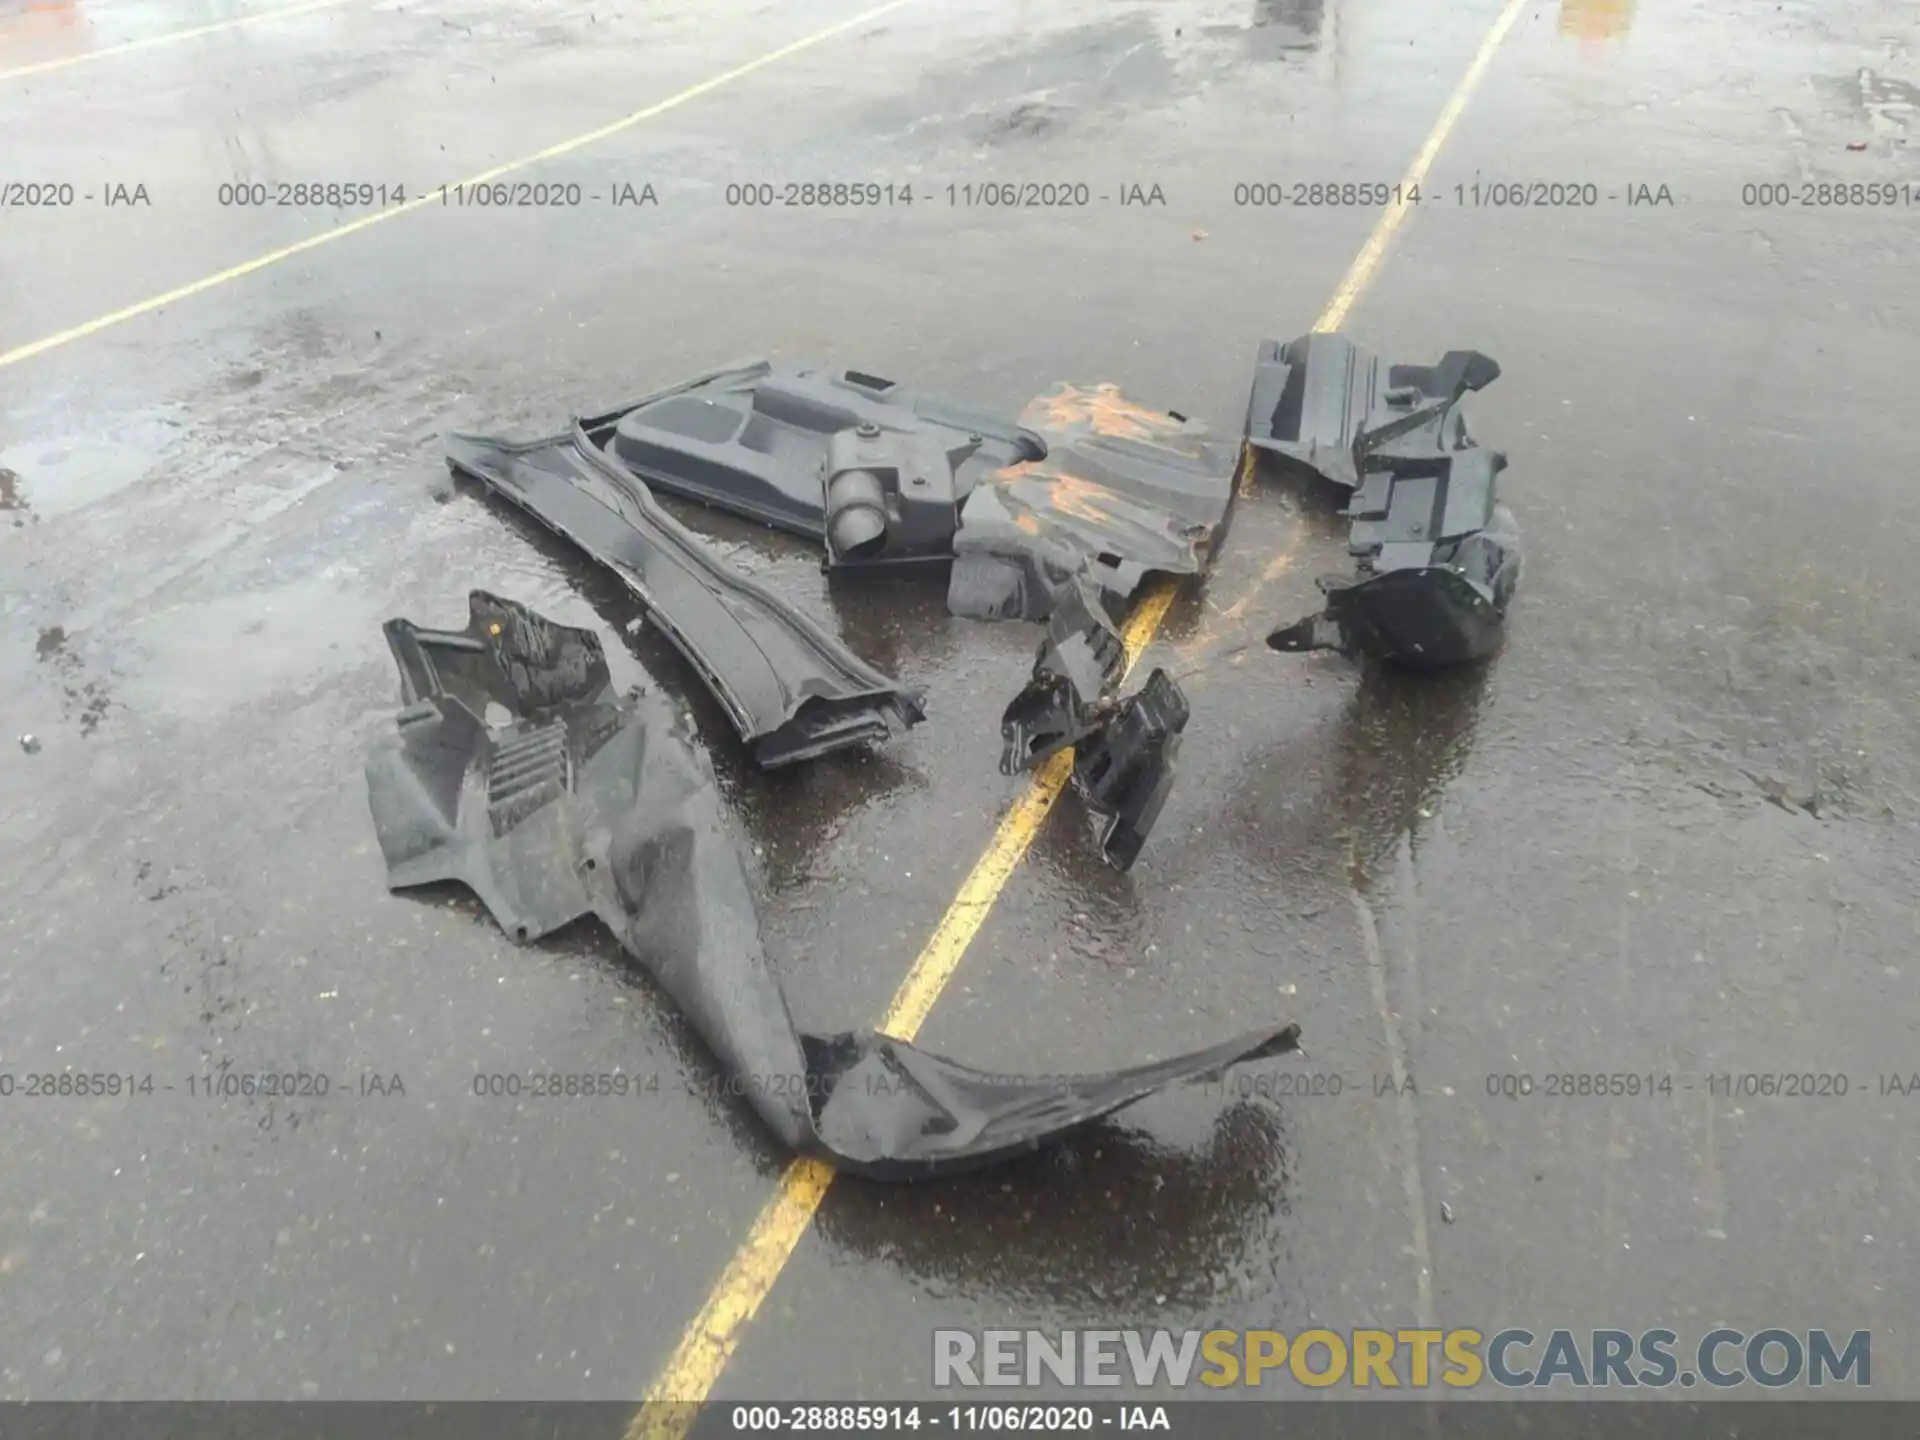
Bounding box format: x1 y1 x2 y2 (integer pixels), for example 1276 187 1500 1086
446 426 925 768
598 358 1040 552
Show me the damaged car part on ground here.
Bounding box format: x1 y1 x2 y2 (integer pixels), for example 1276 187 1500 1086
948 381 1239 622
451 358 1238 627
364 592 1301 1180
1247 331 1522 668
1070 666 1192 873
998 578 1192 871
445 425 926 769
998 578 1126 775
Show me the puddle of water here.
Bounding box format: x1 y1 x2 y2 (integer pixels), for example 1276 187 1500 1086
1249 0 1326 51
1814 68 1917 131
116 569 386 721
0 410 190 521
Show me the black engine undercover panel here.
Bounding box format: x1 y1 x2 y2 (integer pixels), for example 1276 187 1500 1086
365 593 1301 1180
948 383 1239 621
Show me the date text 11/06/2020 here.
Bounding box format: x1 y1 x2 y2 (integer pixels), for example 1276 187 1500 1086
0 1071 405 1099
1203 1071 1920 1100
726 1406 1170 1432
721 182 1168 207
208 182 661 208
1483 1071 1920 1099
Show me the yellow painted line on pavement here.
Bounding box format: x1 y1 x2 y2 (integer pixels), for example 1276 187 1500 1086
631 0 1533 1427
1176 545 1301 660
0 0 359 83
630 586 1172 1436
0 0 921 369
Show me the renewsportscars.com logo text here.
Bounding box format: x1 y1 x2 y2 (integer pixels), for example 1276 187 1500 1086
932 1328 1871 1391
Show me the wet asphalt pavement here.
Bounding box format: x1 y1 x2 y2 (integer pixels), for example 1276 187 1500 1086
2 0 1918 1405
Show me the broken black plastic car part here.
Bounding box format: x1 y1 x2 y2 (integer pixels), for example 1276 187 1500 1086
1071 666 1191 872
1249 332 1521 668
1244 331 1500 492
460 361 1237 627
600 359 1039 554
1267 503 1521 669
445 425 925 768
949 383 1239 621
999 578 1127 775
998 578 1194 870
365 593 1300 1179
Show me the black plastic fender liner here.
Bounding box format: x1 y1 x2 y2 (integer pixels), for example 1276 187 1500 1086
364 592 819 1149
445 425 925 769
367 594 1300 1179
802 1022 1301 1174
368 591 636 945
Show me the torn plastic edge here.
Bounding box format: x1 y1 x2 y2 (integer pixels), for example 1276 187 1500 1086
997 581 1193 869
446 424 925 769
998 578 1127 775
365 592 1301 1179
1071 667 1191 872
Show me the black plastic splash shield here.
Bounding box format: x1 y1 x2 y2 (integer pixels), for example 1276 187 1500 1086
1244 332 1500 492
445 425 924 768
1250 332 1521 668
949 383 1239 622
365 594 1299 1179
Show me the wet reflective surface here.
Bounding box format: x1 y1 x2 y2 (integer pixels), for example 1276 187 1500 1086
3 0 1918 1403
